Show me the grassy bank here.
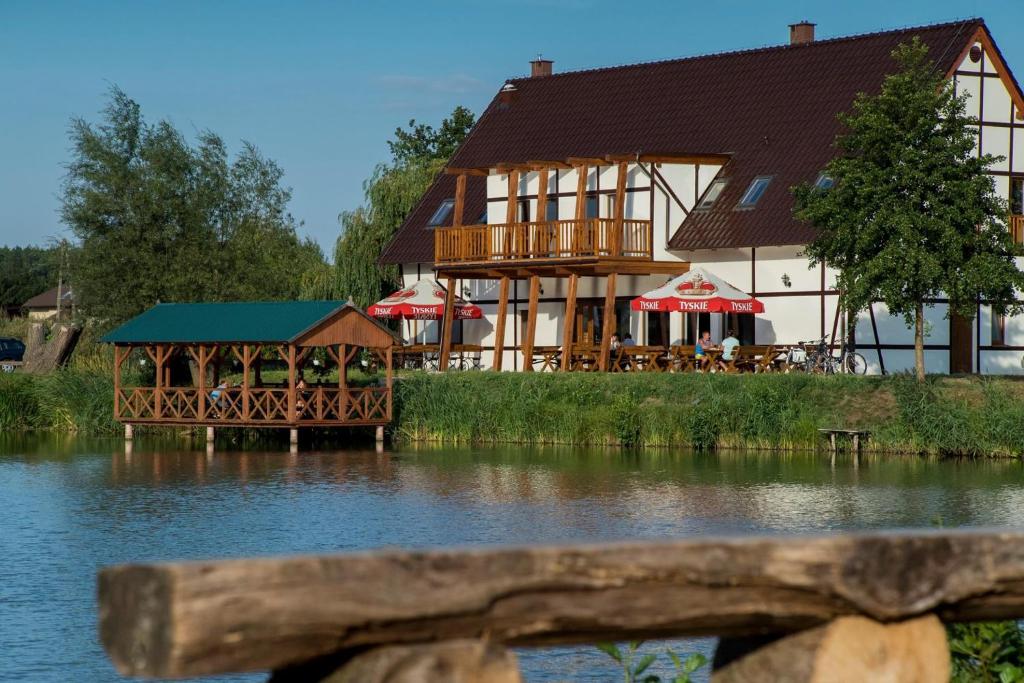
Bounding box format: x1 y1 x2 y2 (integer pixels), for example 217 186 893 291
4 365 1024 456
394 372 1024 456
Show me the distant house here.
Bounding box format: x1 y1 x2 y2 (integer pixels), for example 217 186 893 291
22 287 73 320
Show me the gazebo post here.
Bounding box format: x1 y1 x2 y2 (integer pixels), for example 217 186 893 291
197 345 207 421
154 345 164 419
439 277 457 371
598 273 618 371
493 276 510 371
561 274 579 371
339 344 349 419
241 345 251 421
287 344 297 423
113 345 123 421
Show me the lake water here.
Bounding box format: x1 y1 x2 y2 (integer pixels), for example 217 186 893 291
2 435 1023 682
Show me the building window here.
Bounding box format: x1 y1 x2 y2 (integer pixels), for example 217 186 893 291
427 199 455 227
517 198 531 223
545 198 558 221
585 194 599 219
606 195 616 218
1011 177 1023 216
477 209 488 224
696 179 727 210
814 173 835 191
992 310 1006 346
737 176 772 208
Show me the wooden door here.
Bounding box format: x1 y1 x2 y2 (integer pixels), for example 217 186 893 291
949 313 973 374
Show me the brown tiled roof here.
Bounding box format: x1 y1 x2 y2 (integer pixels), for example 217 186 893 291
22 286 73 310
380 19 985 264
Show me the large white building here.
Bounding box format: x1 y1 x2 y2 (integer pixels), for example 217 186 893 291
380 19 1024 374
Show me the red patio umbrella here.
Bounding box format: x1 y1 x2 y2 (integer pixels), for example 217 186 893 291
631 268 764 314
367 280 482 320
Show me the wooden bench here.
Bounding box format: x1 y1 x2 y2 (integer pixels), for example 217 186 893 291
98 529 1024 682
819 428 870 458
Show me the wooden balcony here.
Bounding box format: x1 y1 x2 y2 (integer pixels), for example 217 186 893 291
435 218 653 267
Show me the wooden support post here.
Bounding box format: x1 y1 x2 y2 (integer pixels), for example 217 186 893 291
598 273 618 371
197 345 207 420
439 277 457 372
522 275 541 372
385 346 393 420
113 346 123 420
493 276 510 371
712 615 949 683
339 344 349 419
561 274 579 372
452 173 467 227
574 163 588 253
241 345 251 421
505 170 519 258
536 167 549 254
613 160 627 256
154 345 164 419
287 345 297 422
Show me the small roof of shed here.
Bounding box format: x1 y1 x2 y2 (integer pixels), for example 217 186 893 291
100 301 400 346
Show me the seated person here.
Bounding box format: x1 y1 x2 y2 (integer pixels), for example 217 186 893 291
718 330 741 371
622 332 637 347
695 330 716 371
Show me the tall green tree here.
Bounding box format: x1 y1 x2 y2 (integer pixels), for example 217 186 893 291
794 39 1024 381
62 88 324 325
0 245 60 313
306 107 475 306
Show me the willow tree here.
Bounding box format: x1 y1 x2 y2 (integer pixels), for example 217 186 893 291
794 39 1024 381
308 107 474 307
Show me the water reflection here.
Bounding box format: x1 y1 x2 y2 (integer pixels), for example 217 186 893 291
2 435 1024 682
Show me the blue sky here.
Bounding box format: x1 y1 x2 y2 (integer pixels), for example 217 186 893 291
2 1 1022 253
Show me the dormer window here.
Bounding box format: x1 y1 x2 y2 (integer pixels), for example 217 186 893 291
814 173 835 191
427 199 455 227
737 176 772 208
696 179 728 210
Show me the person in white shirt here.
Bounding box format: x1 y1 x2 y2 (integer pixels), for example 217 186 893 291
718 329 740 371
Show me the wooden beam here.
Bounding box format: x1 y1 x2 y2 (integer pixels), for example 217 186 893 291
98 529 1024 678
612 160 627 257
452 174 467 227
527 160 572 169
536 167 549 223
438 277 457 372
113 346 123 419
598 273 617 371
197 345 207 420
241 345 251 421
522 275 541 372
287 344 297 423
505 170 519 223
444 167 489 176
567 156 611 166
573 163 588 257
492 276 510 371
561 274 579 372
603 153 731 165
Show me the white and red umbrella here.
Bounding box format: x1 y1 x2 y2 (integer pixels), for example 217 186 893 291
368 280 482 320
631 267 764 314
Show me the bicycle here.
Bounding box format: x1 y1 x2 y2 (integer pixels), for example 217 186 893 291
799 336 867 375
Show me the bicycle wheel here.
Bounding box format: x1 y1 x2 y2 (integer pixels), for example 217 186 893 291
845 352 868 375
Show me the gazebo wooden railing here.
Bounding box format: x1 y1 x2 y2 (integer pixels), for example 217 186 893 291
102 302 400 437
99 528 1024 682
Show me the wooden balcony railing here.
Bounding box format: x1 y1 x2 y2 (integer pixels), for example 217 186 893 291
434 218 653 265
115 386 390 425
1011 214 1024 244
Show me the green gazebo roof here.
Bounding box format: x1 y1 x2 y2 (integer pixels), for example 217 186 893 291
100 301 374 344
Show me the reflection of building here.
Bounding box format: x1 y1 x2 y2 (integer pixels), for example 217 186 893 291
22 286 73 320
381 19 1024 374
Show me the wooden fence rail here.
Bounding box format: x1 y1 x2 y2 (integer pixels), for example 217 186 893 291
98 528 1024 681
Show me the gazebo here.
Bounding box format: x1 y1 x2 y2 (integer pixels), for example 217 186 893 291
100 301 399 442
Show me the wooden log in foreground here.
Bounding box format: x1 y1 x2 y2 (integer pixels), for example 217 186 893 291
98 529 1024 678
712 615 949 682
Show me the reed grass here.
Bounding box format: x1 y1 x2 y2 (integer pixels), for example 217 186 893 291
3 363 1024 456
393 372 1024 457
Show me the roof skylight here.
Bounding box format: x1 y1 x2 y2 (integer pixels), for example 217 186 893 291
427 199 455 227
737 176 772 208
696 179 728 210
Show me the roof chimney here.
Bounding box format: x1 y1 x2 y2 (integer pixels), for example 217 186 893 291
530 58 553 78
789 21 816 45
